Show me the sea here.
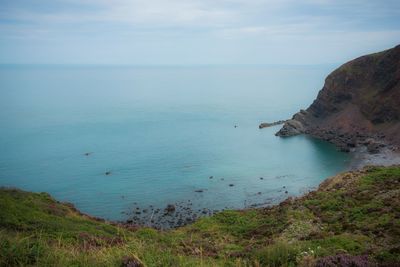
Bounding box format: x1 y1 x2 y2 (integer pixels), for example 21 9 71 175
0 65 351 223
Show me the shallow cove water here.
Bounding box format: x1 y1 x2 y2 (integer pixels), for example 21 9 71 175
0 65 350 224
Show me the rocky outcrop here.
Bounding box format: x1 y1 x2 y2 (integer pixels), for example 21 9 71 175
276 44 400 153
259 120 287 129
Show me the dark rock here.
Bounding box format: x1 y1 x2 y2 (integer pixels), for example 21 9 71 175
340 147 351 153
121 256 143 267
165 204 176 213
367 142 382 154
346 139 357 147
229 184 234 187
275 119 305 137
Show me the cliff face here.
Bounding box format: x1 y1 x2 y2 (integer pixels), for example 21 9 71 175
276 44 400 152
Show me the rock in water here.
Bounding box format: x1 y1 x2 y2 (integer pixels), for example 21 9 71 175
259 120 287 129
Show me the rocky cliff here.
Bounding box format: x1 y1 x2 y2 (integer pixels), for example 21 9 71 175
276 44 400 153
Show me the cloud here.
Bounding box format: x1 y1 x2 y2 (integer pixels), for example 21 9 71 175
0 0 239 27
102 0 234 26
218 23 316 39
2 0 399 30
0 0 399 64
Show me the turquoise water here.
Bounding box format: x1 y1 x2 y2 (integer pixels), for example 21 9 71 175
0 65 350 222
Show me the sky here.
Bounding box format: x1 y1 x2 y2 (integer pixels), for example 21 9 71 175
0 0 399 65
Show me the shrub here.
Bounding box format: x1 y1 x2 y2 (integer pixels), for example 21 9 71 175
255 242 298 267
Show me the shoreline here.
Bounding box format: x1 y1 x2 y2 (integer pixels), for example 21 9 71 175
348 146 400 170
66 151 400 231
3 142 399 232
119 141 400 230
119 187 290 230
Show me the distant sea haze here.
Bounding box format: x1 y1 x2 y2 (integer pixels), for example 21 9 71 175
0 65 350 222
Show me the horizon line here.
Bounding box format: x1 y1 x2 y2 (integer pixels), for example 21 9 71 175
0 63 340 68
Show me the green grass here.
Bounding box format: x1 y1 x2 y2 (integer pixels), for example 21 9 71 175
1 166 400 266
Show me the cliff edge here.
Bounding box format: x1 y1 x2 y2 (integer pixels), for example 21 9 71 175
276 45 400 153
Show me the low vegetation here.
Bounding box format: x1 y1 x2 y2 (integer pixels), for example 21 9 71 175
1 166 399 266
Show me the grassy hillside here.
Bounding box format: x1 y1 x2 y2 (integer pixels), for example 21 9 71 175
1 166 399 266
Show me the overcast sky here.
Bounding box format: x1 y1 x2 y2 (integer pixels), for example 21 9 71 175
0 0 399 65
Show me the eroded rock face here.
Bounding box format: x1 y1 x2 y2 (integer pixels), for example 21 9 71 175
275 119 304 136
276 44 400 152
275 110 309 136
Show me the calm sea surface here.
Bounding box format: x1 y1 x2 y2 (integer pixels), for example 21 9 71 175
0 65 350 221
